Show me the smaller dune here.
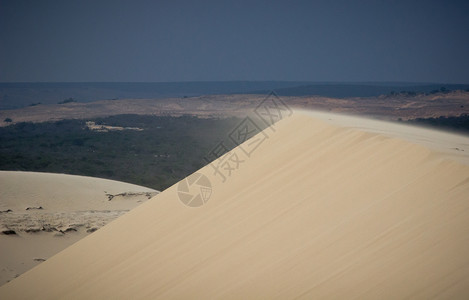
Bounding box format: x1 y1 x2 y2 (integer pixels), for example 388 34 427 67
0 171 158 286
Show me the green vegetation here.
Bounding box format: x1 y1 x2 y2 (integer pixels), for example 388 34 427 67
389 86 453 97
406 114 469 134
58 97 76 104
0 115 244 190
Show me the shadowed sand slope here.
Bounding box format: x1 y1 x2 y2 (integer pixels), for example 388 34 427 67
1 111 469 299
0 172 158 286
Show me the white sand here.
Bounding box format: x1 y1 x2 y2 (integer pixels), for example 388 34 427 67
302 110 469 165
1 111 469 299
0 171 158 286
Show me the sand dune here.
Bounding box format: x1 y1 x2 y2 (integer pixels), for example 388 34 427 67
0 171 158 286
2 111 469 299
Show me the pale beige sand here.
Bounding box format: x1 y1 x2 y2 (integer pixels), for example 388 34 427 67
0 171 158 286
302 110 469 165
1 111 469 299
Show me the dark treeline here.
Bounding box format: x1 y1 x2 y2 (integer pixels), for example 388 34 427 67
0 115 245 190
406 114 469 134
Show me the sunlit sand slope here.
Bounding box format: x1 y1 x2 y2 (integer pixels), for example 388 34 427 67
2 111 469 299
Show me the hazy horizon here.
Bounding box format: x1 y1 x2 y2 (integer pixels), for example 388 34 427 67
1 80 467 84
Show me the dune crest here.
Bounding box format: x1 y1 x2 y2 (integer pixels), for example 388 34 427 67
1 111 469 299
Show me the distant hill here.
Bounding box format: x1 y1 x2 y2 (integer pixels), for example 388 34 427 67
2 81 468 110
261 83 469 98
0 81 309 109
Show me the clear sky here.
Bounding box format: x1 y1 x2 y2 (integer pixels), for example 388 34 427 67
1 0 468 83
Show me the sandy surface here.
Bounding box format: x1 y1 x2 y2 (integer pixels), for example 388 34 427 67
302 110 469 165
1 111 469 299
0 171 158 286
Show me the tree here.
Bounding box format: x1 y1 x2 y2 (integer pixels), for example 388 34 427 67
58 98 76 104
4 118 12 123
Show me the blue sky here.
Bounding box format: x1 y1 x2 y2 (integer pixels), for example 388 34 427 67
1 0 468 82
